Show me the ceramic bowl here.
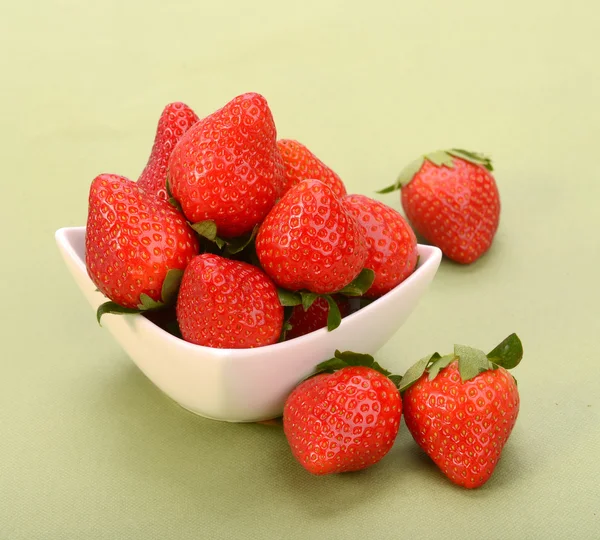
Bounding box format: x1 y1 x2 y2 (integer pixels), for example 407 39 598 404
55 226 441 422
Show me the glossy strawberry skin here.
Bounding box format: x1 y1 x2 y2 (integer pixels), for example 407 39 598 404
345 194 418 297
285 296 351 340
167 93 286 238
402 361 519 488
176 254 283 349
277 139 347 198
283 366 402 475
402 158 500 264
85 174 199 309
137 102 200 200
255 179 368 294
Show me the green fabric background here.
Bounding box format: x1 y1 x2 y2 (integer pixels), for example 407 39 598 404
1 1 599 538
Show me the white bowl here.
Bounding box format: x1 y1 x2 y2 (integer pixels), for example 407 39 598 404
55 226 441 422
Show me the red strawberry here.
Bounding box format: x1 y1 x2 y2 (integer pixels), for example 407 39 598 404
137 102 200 200
379 149 500 264
344 194 418 297
285 296 351 340
167 92 286 238
85 174 199 310
400 334 523 488
255 179 368 294
176 253 283 348
283 352 402 475
277 139 347 198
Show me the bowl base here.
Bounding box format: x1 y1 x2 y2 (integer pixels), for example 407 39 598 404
177 402 280 424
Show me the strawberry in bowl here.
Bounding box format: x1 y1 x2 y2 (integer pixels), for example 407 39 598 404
56 92 442 422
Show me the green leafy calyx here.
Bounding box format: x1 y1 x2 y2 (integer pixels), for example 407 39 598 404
277 288 302 307
96 302 143 325
398 352 441 392
276 269 374 335
447 149 494 171
190 220 226 249
487 333 523 369
276 289 343 332
338 268 375 296
377 157 425 194
398 333 523 393
137 293 164 310
324 296 342 333
314 350 402 387
160 268 184 305
376 148 493 194
96 268 184 325
190 221 259 257
224 225 259 256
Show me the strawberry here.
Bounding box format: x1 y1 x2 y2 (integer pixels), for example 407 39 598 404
379 149 500 264
400 334 523 488
137 102 200 200
255 179 368 294
285 296 351 340
283 351 402 475
345 194 418 297
85 174 199 316
167 92 286 238
176 253 283 348
277 139 347 198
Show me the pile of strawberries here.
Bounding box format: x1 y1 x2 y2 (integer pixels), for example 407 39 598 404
86 92 501 346
86 92 424 346
84 91 515 489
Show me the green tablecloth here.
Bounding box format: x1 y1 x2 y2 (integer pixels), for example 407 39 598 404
2 1 599 538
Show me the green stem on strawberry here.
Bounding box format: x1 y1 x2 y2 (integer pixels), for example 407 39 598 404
487 332 523 369
254 350 401 427
96 302 146 324
398 333 523 392
190 220 226 249
323 296 342 331
159 269 184 305
377 148 494 193
448 149 494 171
300 292 319 311
426 353 455 379
276 268 375 333
96 268 184 325
224 225 259 256
277 288 303 307
337 268 375 296
314 350 402 387
189 219 259 258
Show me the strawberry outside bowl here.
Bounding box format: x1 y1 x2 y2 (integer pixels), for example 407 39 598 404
55 226 442 423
